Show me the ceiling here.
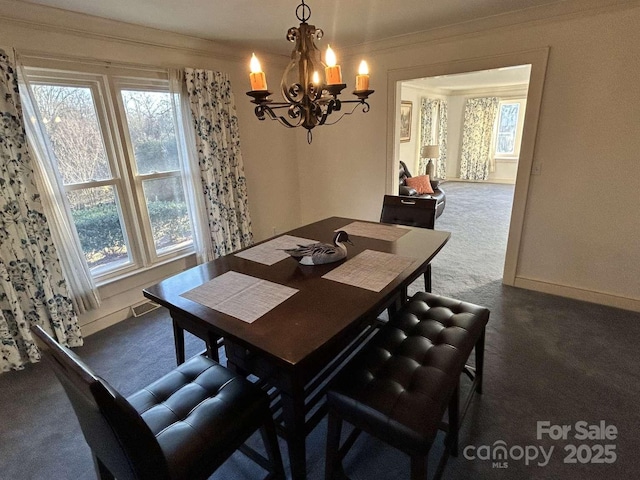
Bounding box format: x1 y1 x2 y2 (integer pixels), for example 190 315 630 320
404 65 532 92
20 0 573 55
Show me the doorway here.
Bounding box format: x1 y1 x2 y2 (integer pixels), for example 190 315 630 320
397 66 532 290
385 48 549 286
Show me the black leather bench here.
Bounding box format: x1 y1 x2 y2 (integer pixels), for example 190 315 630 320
325 292 489 480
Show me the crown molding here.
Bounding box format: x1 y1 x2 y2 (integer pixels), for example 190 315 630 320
340 0 640 58
403 79 529 97
0 0 284 65
449 84 530 97
402 83 449 97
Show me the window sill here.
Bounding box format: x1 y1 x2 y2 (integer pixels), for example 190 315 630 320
96 251 197 299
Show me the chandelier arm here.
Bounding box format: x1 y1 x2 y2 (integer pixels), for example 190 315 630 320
321 101 371 126
314 98 338 125
256 104 305 129
275 116 303 129
340 99 372 113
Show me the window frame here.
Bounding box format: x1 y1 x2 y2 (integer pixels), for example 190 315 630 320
113 77 194 265
23 65 195 285
493 97 527 161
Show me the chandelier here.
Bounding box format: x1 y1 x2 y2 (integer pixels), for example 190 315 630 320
247 0 374 143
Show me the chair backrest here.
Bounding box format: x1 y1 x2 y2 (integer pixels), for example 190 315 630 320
380 194 436 230
31 325 169 480
399 160 412 185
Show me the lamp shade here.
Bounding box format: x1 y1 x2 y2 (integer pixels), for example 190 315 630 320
421 145 440 158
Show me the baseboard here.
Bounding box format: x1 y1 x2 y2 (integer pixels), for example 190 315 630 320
486 178 517 184
442 178 515 185
514 277 640 313
80 307 134 336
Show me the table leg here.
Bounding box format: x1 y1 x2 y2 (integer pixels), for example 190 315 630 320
280 382 307 480
171 316 185 365
205 331 220 362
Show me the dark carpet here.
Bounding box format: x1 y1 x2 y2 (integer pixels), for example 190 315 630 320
1 181 639 480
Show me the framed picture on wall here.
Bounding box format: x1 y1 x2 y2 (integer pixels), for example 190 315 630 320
400 101 412 142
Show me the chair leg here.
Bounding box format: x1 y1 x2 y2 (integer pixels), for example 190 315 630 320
324 412 343 480
91 454 115 480
410 454 428 480
423 264 432 293
260 416 285 480
475 327 486 394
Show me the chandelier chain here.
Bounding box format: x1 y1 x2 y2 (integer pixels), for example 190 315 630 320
296 0 311 23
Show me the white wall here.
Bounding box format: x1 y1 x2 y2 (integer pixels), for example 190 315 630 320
296 5 640 311
0 0 300 332
399 86 421 174
446 95 466 179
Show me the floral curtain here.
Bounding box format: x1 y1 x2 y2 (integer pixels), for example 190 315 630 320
18 63 101 314
0 48 82 373
459 97 499 181
183 69 252 258
419 98 448 178
437 101 448 179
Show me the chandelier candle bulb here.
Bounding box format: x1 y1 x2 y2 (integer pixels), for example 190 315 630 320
249 53 267 91
355 60 370 91
324 45 342 85
312 71 320 85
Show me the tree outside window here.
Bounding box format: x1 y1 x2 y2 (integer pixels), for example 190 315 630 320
495 103 520 155
493 98 527 159
27 70 194 280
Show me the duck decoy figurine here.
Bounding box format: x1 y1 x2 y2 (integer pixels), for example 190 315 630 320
284 230 353 265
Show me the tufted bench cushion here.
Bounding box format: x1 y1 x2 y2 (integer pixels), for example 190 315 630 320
325 292 489 479
127 355 270 479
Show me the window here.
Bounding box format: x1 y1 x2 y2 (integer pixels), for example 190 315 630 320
495 103 520 155
494 99 526 158
25 68 193 282
119 87 192 256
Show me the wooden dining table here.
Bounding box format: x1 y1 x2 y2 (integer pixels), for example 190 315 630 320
143 216 450 479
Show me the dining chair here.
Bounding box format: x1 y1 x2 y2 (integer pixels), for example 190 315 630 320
31 325 284 480
380 194 437 292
